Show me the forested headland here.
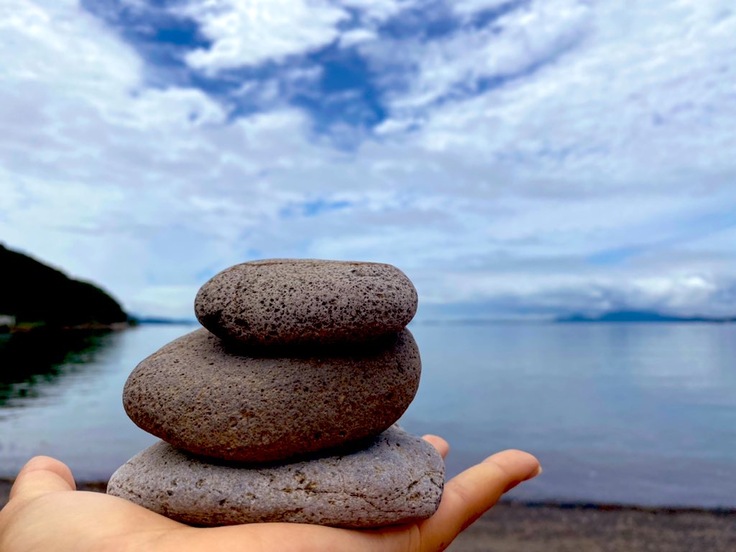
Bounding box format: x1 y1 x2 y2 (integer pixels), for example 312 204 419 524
0 244 128 330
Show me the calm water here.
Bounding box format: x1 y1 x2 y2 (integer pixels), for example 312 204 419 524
0 323 734 508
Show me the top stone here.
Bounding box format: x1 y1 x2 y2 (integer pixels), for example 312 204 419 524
195 259 418 347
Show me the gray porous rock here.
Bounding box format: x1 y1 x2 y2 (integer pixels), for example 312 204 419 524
107 426 445 528
194 259 418 347
123 328 421 462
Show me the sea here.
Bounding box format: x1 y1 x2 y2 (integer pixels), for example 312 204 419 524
1 322 734 508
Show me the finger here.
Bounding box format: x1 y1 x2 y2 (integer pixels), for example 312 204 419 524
422 435 449 459
9 456 76 502
418 449 540 551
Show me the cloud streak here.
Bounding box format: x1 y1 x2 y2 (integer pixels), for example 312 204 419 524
180 0 348 72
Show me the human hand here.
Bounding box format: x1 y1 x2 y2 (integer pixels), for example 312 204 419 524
0 437 540 552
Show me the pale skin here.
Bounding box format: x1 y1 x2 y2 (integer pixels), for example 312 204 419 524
0 437 540 552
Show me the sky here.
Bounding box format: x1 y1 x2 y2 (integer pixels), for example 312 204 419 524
1 0 735 320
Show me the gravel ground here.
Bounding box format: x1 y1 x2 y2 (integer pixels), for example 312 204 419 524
449 502 736 552
2 480 734 551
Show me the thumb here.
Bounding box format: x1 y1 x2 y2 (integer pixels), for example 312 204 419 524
8 456 76 503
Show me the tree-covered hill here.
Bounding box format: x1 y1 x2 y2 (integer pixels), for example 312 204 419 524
0 244 128 327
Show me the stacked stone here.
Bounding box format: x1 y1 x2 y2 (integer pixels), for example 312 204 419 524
107 259 444 528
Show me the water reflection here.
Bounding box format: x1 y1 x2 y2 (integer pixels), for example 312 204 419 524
0 330 117 406
0 325 189 480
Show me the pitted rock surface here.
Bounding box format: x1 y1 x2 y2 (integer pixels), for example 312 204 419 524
194 259 418 347
123 328 421 462
107 426 444 528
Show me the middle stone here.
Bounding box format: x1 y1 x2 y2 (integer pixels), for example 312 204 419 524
123 328 421 463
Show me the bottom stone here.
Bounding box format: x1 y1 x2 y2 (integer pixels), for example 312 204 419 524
107 426 444 528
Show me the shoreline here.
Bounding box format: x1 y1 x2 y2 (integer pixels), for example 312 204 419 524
1 480 734 551
502 499 736 516
4 321 132 334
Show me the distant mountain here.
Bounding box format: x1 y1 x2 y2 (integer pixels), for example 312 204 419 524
557 310 736 323
0 243 128 328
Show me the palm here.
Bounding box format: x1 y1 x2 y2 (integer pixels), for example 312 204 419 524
0 438 540 552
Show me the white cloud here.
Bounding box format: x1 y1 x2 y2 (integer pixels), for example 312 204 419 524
181 0 348 72
361 0 591 113
450 0 515 17
0 0 141 92
177 0 415 72
339 0 410 22
377 0 736 189
126 88 228 127
339 28 378 48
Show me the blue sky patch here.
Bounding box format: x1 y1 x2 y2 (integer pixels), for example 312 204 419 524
280 198 353 219
294 45 387 131
81 0 211 68
586 246 644 266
